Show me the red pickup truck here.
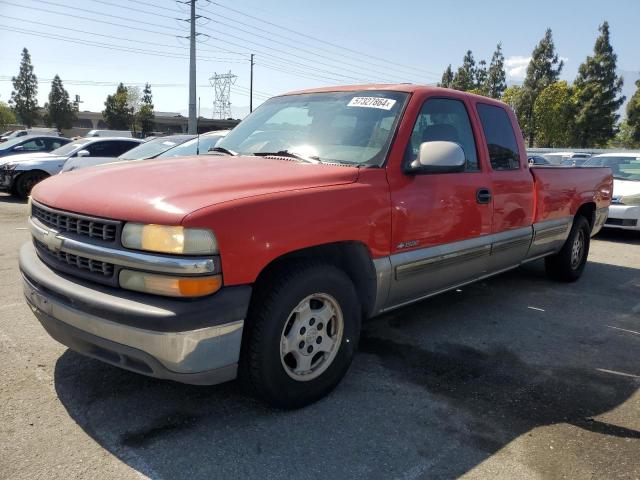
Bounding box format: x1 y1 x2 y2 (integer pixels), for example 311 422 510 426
20 85 612 408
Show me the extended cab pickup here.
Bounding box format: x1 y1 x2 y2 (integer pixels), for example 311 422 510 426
19 85 612 408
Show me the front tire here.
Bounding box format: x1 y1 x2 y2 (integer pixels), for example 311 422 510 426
545 216 591 282
241 263 361 408
15 171 48 199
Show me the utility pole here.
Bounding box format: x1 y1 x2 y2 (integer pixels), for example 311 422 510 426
249 54 254 113
187 0 197 134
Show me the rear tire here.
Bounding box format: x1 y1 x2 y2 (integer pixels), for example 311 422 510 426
15 171 48 199
545 216 591 282
241 262 361 409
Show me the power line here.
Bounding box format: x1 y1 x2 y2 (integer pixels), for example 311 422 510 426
101 0 419 84
198 6 433 82
0 24 239 62
206 1 441 78
9 0 367 85
1 14 242 59
5 0 420 89
0 75 275 99
26 0 422 85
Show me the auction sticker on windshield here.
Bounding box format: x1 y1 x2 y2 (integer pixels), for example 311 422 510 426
347 97 397 110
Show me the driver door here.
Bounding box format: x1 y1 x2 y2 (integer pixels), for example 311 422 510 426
388 96 493 306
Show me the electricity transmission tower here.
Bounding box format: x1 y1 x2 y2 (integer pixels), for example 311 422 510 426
209 72 237 119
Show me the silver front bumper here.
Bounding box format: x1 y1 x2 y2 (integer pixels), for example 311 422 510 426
23 272 244 385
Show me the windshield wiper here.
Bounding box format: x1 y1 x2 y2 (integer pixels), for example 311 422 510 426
209 146 237 156
253 150 321 163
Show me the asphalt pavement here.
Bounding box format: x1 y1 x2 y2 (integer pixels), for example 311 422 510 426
1 193 638 480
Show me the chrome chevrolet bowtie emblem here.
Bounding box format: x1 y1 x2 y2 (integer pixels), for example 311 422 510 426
41 228 63 252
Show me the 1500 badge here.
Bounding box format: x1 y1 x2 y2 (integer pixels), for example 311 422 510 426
397 240 419 249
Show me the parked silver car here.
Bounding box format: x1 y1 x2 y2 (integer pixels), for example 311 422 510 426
61 130 229 172
61 134 194 172
0 137 142 198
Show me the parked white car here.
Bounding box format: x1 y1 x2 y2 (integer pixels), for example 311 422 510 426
0 137 142 198
543 151 592 166
583 153 640 231
85 129 133 138
0 128 60 142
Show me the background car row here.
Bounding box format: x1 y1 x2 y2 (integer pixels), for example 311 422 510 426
0 130 229 198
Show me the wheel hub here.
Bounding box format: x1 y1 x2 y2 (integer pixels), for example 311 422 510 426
280 292 344 382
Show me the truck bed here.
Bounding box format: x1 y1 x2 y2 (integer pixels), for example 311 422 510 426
530 167 612 224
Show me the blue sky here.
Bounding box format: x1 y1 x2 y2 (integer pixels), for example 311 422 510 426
0 0 638 119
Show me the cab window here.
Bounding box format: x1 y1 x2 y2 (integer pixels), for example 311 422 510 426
477 103 520 170
20 139 46 151
406 98 479 171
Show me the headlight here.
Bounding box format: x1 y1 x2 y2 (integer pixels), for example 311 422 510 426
121 223 218 255
119 270 222 297
619 194 640 206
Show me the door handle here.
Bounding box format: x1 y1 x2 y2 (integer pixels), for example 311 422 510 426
476 188 492 204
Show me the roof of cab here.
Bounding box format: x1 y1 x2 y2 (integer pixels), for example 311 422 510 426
279 83 507 105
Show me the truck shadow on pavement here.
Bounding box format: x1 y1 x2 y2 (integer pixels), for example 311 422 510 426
53 260 640 479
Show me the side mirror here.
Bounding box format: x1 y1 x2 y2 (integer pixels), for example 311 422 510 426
76 149 90 157
13 145 24 152
408 141 465 174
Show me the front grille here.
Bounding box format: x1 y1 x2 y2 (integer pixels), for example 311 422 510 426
35 240 115 277
32 202 119 242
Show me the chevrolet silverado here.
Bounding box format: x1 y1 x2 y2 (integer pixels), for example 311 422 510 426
19 85 612 408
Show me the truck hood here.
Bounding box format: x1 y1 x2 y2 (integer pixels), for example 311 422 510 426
32 155 360 224
613 179 640 197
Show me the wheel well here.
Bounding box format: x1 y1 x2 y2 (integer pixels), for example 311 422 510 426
251 242 377 319
575 202 596 230
13 169 50 186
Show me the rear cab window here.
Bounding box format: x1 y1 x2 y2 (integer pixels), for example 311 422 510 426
476 103 520 170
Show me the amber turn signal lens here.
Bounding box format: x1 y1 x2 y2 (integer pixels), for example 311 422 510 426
119 270 222 297
177 276 222 297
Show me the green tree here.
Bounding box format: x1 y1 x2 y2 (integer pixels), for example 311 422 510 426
0 101 17 131
102 83 133 130
475 60 488 94
9 48 39 127
533 81 575 147
502 85 526 128
520 29 564 146
439 65 454 88
625 79 640 144
609 121 640 149
485 43 507 99
573 22 625 147
137 83 154 136
44 75 76 130
452 50 476 91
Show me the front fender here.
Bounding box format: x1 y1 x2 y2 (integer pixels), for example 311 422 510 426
181 169 392 286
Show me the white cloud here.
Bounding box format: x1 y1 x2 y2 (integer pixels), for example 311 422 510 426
505 56 531 80
504 56 569 80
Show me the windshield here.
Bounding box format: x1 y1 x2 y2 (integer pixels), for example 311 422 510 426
50 139 91 156
119 136 193 160
158 132 227 158
583 155 640 180
215 90 409 166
